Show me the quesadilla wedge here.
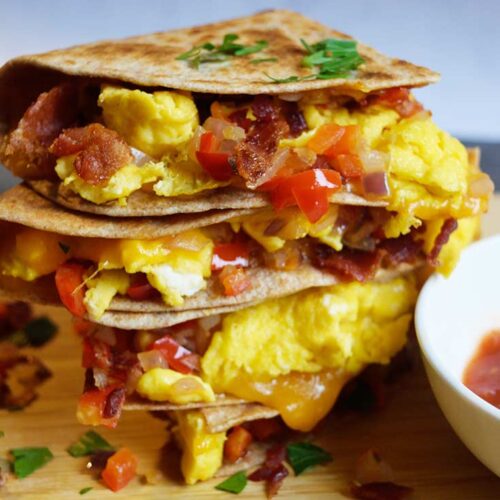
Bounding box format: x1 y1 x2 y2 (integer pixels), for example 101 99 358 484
0 181 480 325
0 11 491 239
74 274 418 484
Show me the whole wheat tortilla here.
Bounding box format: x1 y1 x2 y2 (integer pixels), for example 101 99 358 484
0 10 439 128
28 179 387 217
0 183 257 239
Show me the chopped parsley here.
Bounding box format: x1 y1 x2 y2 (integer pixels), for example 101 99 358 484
58 242 71 254
10 447 54 479
215 470 248 494
266 37 364 83
79 487 93 495
177 34 268 69
67 431 115 458
286 442 332 475
8 317 57 348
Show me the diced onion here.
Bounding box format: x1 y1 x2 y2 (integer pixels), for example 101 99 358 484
278 93 302 102
138 350 169 372
93 368 109 389
204 117 229 141
223 125 246 142
359 150 388 173
253 148 290 187
198 315 221 332
131 147 154 166
125 363 143 395
362 171 390 197
354 449 395 485
187 126 205 162
294 147 317 165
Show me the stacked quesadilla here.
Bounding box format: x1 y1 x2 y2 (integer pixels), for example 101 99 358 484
0 10 492 486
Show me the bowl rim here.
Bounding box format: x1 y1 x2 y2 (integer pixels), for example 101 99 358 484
415 235 500 421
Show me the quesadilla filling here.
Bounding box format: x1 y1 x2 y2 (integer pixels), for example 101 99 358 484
0 84 491 226
75 275 416 484
0 206 479 320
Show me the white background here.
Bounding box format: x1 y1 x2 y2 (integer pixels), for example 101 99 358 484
0 0 498 142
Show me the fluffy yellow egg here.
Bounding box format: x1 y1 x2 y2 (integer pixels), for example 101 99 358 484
98 86 199 158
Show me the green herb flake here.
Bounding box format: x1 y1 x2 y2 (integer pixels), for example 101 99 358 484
22 317 57 347
79 487 93 495
177 34 268 69
215 470 247 494
67 430 115 458
266 37 364 83
58 242 71 254
11 447 54 479
250 57 278 65
286 442 332 476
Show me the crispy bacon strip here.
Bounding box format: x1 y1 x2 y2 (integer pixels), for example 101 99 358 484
233 96 290 186
427 218 458 266
314 245 385 282
248 444 289 498
0 84 79 179
50 123 133 185
350 481 413 500
380 234 423 266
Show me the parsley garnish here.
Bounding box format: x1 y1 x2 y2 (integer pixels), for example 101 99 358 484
9 317 57 347
215 470 248 494
177 34 268 69
266 38 364 83
67 431 115 458
286 442 332 475
11 447 53 479
79 487 93 495
59 242 71 254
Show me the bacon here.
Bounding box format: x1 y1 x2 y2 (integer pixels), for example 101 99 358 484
350 481 413 500
314 245 385 282
50 123 133 185
427 218 458 266
379 234 423 266
248 444 289 498
281 101 307 137
233 96 290 186
0 84 79 179
102 386 126 419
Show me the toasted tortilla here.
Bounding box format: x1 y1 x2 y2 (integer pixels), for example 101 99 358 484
0 10 438 127
28 179 387 217
0 183 257 239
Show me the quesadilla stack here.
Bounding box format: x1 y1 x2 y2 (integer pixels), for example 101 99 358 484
0 10 492 487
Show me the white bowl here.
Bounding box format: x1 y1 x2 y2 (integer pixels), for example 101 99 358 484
416 235 500 477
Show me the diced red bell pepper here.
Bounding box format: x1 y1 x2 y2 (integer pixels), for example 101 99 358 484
196 131 233 181
224 426 253 463
101 447 138 492
148 335 194 374
126 273 158 301
330 153 364 179
219 265 252 296
55 261 87 317
211 242 250 271
260 169 342 223
323 125 361 158
307 123 346 154
77 386 121 428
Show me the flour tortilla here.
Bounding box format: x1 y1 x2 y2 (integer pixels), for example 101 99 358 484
0 10 438 128
0 183 257 239
28 179 387 217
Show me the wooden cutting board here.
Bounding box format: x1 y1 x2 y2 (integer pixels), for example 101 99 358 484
2 198 500 499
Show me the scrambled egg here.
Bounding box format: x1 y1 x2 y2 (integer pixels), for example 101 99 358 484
137 368 215 404
173 411 226 485
0 227 213 319
232 206 343 253
286 103 484 237
55 155 164 206
202 276 417 431
153 155 226 198
98 86 199 158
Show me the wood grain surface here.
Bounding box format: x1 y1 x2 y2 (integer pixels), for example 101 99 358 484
1 197 500 499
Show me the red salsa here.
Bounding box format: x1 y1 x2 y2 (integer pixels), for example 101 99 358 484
463 330 500 409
